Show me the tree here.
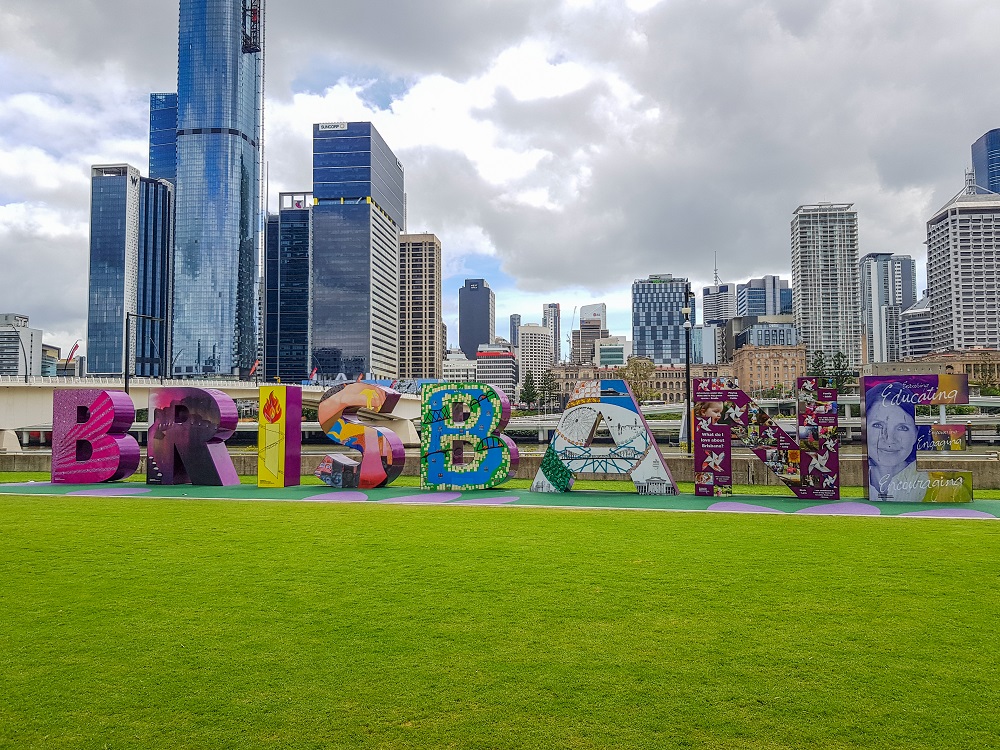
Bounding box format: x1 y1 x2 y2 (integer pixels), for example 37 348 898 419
520 371 539 410
617 356 656 402
538 369 559 411
807 350 827 378
830 350 852 390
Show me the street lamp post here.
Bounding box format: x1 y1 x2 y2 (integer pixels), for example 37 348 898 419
683 309 692 454
1 324 30 383
123 312 164 394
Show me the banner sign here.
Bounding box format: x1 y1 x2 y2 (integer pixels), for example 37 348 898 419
861 375 973 502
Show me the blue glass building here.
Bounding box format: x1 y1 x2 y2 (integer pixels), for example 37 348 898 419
171 0 262 376
264 193 312 382
87 164 174 377
736 275 793 317
149 92 177 185
631 274 694 365
972 129 1000 194
311 122 404 379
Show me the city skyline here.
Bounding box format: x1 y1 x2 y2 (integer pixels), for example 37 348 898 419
4 1 1000 353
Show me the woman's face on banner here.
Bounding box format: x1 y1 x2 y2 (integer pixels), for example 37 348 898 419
867 400 917 471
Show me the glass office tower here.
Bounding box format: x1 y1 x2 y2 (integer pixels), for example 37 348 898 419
88 165 174 377
311 122 404 379
631 274 694 365
172 0 263 377
972 129 1000 194
149 93 178 185
264 193 312 382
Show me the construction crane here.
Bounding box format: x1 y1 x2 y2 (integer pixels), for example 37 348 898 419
242 0 262 54
565 306 577 364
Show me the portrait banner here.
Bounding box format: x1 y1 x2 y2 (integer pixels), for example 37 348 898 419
861 375 973 502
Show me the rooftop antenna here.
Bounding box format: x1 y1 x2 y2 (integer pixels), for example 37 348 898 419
965 168 978 195
713 251 720 285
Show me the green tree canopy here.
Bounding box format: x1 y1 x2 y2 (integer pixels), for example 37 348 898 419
520 371 539 410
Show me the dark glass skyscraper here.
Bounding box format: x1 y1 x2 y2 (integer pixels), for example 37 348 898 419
149 92 178 185
171 0 263 376
458 278 494 360
264 193 312 382
87 164 174 377
972 129 1000 194
311 122 404 379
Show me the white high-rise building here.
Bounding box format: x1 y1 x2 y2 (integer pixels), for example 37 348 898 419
542 303 561 364
791 203 861 367
443 349 476 381
517 324 554 391
475 343 516 401
859 252 917 364
899 296 933 360
701 284 737 325
927 191 1000 351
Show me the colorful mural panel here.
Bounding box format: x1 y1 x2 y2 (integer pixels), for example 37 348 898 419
861 375 973 502
147 387 240 486
693 377 840 499
317 382 405 489
257 385 302 488
421 382 519 491
531 380 677 495
51 389 140 483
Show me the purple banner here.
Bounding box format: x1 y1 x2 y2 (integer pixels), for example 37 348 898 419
861 375 973 502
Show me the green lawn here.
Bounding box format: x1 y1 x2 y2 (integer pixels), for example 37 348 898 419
1 496 999 748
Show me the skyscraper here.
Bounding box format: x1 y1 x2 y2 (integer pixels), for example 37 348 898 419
701 283 736 325
148 93 177 186
458 278 495 360
631 275 694 365
311 122 404 379
972 129 1000 194
517 324 553 392
900 295 932 360
171 0 263 377
790 204 861 366
509 314 521 348
542 303 561 363
263 192 312 383
859 253 916 364
736 275 792 317
87 164 174 377
399 232 443 379
571 303 610 364
926 191 1000 351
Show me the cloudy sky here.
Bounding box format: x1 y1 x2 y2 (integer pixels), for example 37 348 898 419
2 0 998 355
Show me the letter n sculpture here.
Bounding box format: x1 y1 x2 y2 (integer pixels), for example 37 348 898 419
531 379 677 494
421 383 519 490
693 377 840 499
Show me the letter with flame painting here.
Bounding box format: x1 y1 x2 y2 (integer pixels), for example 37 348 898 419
257 386 302 488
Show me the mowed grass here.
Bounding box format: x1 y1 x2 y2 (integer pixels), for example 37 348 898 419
2 497 1000 749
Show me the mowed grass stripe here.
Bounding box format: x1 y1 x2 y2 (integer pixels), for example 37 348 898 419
1 496 999 749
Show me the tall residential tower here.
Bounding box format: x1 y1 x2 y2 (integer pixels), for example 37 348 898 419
790 204 861 366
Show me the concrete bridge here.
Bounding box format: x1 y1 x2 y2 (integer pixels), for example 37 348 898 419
0 376 421 452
